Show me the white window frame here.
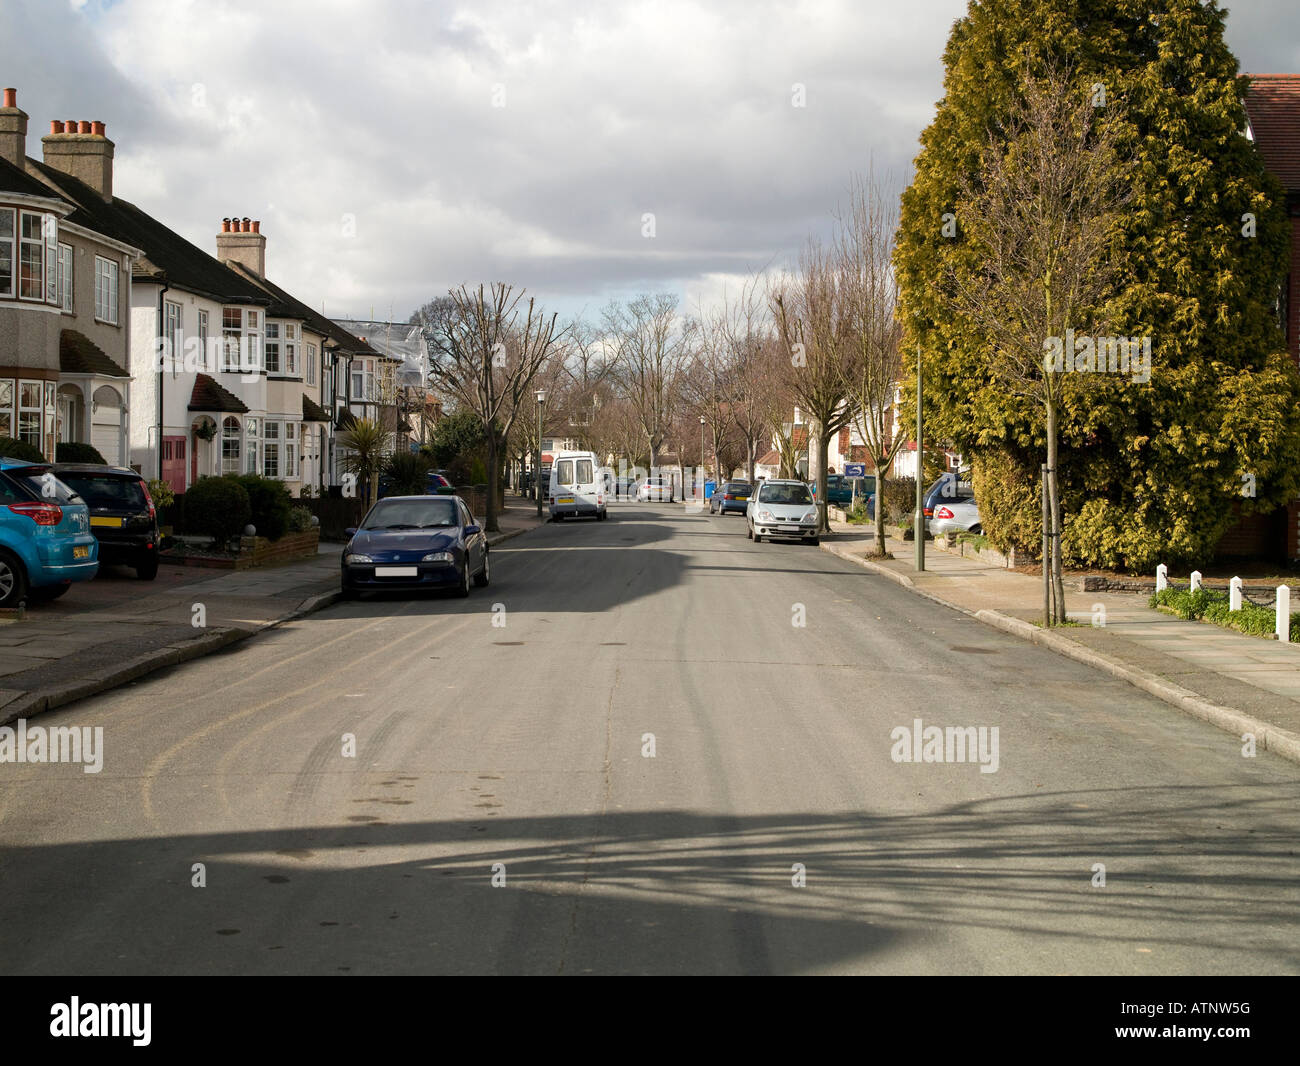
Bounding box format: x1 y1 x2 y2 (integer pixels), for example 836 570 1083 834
19 212 46 302
0 208 13 298
221 415 241 474
284 323 298 376
17 379 43 449
57 242 72 312
244 417 260 475
265 322 281 374
305 342 317 385
164 300 183 367
263 419 281 477
94 255 119 324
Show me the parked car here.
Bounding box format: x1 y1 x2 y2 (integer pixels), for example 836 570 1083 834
0 458 98 606
809 474 875 507
549 450 607 520
50 463 160 580
637 476 674 502
710 480 753 514
746 479 819 544
930 498 982 536
427 472 457 495
341 494 488 599
922 473 974 522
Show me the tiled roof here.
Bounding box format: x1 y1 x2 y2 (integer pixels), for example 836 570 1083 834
302 394 331 423
59 329 129 378
225 262 380 355
24 159 273 306
1244 74 1300 192
0 154 67 200
188 373 249 413
756 450 781 467
335 408 358 431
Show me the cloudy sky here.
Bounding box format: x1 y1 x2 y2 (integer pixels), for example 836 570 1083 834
3 0 1297 324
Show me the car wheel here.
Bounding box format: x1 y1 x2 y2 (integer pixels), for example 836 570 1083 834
474 551 490 587
136 555 159 580
969 524 982 535
808 536 820 546
753 529 763 543
454 560 471 598
0 550 28 608
746 522 752 540
340 583 358 601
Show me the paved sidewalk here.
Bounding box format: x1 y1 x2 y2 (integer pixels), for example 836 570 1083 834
821 522 1300 763
0 498 545 724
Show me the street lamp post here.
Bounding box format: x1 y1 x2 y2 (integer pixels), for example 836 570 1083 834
699 415 706 503
535 390 546 520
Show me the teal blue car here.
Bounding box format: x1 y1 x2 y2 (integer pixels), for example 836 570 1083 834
0 458 99 606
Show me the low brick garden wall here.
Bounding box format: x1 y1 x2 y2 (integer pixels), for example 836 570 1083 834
163 529 320 570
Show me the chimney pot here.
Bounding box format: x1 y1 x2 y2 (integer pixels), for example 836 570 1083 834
91 120 105 136
252 220 260 233
78 120 91 134
242 217 251 232
51 120 63 135
2 89 15 109
222 218 231 233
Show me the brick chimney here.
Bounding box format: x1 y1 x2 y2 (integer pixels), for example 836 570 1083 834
41 115 115 199
0 88 29 168
216 216 267 276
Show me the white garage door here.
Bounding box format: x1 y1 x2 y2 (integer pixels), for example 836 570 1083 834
91 387 122 465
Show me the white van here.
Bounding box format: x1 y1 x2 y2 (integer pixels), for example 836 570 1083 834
549 451 608 520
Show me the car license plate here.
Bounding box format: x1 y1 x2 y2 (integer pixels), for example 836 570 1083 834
375 566 417 577
779 524 799 532
90 516 123 527
737 496 748 501
558 497 574 504
73 546 90 559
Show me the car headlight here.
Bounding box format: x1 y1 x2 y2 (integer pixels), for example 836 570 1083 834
344 553 373 564
422 551 454 563
801 511 817 523
758 510 774 520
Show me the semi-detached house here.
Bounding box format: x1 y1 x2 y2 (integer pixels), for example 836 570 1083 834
0 89 142 462
0 85 378 496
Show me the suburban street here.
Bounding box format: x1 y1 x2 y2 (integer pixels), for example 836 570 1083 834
2 507 1296 976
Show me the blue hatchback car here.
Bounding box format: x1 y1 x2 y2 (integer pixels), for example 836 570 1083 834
341 494 488 599
0 457 99 606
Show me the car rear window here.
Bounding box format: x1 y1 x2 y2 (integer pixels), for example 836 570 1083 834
726 483 751 493
56 474 146 509
4 469 84 506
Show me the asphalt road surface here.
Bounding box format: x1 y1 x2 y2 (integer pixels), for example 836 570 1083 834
2 503 1297 975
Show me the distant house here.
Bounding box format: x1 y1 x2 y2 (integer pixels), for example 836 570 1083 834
0 90 142 462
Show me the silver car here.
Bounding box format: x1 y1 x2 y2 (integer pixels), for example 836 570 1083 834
746 479 819 544
929 497 982 536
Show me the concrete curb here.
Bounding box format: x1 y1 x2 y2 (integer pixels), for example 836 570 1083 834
0 585 342 728
820 538 1300 766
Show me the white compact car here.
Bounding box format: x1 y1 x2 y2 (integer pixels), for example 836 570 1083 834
746 479 819 544
637 476 674 502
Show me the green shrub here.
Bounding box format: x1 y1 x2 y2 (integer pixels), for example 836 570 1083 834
288 505 315 534
186 477 251 547
226 474 292 541
147 478 175 510
0 436 45 462
55 441 107 464
1150 587 1300 642
880 476 917 524
382 449 432 496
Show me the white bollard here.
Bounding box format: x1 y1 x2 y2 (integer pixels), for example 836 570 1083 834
1277 586 1291 643
1230 576 1242 612
1156 563 1167 592
1190 570 1202 592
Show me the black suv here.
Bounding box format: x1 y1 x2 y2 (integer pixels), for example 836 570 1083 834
50 464 160 580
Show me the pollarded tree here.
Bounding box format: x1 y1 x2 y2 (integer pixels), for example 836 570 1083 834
894 0 1300 572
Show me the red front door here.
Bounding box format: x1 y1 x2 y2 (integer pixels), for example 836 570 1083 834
161 435 187 492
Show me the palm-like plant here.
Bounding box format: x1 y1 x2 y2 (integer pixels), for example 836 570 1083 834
339 418 391 504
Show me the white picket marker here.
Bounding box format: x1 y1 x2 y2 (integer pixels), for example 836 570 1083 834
1277 585 1291 643
1155 564 1167 592
1190 570 1202 592
1229 576 1242 613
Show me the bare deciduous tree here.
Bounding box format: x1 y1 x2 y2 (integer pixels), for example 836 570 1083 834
951 73 1133 624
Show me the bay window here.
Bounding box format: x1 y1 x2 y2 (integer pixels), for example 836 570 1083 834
265 322 280 373
284 324 298 376
58 243 72 311
244 417 259 475
221 416 241 474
